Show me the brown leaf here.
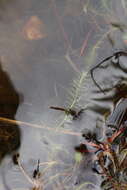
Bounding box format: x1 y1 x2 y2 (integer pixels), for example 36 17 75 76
22 16 47 40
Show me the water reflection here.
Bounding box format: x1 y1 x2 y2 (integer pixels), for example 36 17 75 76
0 63 21 161
0 0 127 189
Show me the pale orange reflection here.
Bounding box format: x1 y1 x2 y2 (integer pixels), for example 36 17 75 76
22 16 47 40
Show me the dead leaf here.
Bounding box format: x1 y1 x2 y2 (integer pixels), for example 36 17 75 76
22 16 47 40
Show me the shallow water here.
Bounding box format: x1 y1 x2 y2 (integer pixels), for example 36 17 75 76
0 0 127 189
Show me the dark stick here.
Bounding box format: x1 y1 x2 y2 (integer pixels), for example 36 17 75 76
90 51 127 94
50 106 66 112
33 159 40 179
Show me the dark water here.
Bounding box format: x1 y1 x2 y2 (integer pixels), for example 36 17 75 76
0 0 127 189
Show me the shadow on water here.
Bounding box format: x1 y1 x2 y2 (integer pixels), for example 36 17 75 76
0 62 21 162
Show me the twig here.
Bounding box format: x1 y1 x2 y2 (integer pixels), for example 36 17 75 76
0 117 81 136
39 161 58 166
51 0 71 49
89 14 102 31
18 158 43 190
18 158 34 185
79 29 93 56
65 53 79 72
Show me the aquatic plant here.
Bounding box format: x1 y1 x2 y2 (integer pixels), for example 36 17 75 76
77 98 127 190
2 1 127 190
14 154 44 190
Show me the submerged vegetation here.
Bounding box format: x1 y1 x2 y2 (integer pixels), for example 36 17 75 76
1 0 127 190
78 99 127 190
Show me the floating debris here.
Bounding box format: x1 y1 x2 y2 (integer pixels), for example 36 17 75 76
50 106 84 120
